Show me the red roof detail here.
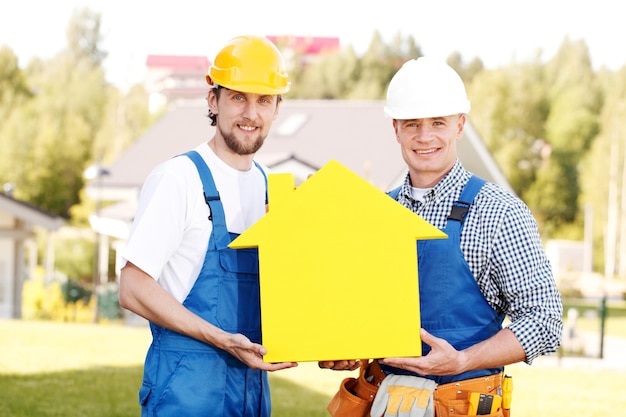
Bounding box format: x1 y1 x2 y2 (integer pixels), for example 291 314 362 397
146 55 210 70
267 36 340 55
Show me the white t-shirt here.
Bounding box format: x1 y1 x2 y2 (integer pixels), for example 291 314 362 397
411 186 432 203
122 143 268 302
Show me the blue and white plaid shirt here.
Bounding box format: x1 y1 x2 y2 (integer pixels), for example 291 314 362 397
396 159 563 363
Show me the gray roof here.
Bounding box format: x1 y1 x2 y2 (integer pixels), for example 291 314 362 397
88 100 513 240
0 193 64 231
94 100 511 206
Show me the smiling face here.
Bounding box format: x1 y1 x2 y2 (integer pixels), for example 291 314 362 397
208 88 281 169
393 114 466 188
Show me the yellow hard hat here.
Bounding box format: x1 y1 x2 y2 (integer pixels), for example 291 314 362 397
206 35 290 95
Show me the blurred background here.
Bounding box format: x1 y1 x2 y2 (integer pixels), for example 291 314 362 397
1 1 625 416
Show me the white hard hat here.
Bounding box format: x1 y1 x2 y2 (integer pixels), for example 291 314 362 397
384 57 470 119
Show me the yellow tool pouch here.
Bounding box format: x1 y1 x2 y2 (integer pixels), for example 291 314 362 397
433 373 507 417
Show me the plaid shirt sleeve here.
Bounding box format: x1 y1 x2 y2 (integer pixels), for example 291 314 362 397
399 162 563 364
480 188 563 363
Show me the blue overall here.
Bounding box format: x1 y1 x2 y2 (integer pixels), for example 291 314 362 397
385 176 504 384
138 151 270 417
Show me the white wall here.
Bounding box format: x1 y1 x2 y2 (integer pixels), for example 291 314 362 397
546 239 585 274
0 239 14 319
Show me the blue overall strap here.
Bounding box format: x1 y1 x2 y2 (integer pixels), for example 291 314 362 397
253 160 268 205
387 186 401 200
387 176 486 225
182 151 232 250
184 154 267 205
183 151 267 245
448 175 487 225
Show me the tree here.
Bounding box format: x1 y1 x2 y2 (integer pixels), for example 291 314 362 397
536 38 600 234
66 7 107 66
287 31 423 100
447 52 484 84
69 82 159 227
349 31 421 100
294 46 359 99
0 46 32 114
580 66 626 275
94 83 157 165
467 60 549 200
3 9 108 217
0 46 34 183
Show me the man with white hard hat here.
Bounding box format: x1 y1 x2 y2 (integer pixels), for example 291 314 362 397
321 57 563 417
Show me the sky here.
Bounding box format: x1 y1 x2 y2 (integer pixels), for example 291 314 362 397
0 0 623 91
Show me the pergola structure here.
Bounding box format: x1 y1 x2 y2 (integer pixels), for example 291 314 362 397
0 192 63 318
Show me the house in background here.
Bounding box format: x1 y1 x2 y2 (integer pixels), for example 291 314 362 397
85 99 512 287
267 35 340 66
145 55 210 113
143 36 341 113
0 192 63 319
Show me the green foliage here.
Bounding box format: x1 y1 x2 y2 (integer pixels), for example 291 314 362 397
466 39 616 243
93 84 157 164
0 46 32 111
447 52 484 84
579 66 626 275
533 39 600 233
468 61 549 200
22 279 95 322
287 31 421 100
347 31 400 100
0 8 155 221
61 280 92 304
0 47 33 183
290 47 359 99
525 158 579 237
50 232 95 281
0 11 107 218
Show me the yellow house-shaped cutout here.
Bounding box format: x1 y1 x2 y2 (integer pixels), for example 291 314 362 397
230 160 447 362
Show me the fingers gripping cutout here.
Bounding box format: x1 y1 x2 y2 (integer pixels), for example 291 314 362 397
370 375 437 417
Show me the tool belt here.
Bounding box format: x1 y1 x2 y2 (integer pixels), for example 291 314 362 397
434 373 507 417
327 361 510 417
327 360 386 417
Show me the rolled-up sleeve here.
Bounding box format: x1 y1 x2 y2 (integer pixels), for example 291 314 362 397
492 201 563 363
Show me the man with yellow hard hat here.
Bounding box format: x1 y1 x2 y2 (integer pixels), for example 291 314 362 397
119 35 297 417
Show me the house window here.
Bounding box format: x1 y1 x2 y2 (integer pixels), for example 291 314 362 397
276 113 308 137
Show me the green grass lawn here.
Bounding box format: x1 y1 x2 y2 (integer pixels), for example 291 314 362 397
1 319 625 417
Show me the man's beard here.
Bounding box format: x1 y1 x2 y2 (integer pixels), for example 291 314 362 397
220 127 265 155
